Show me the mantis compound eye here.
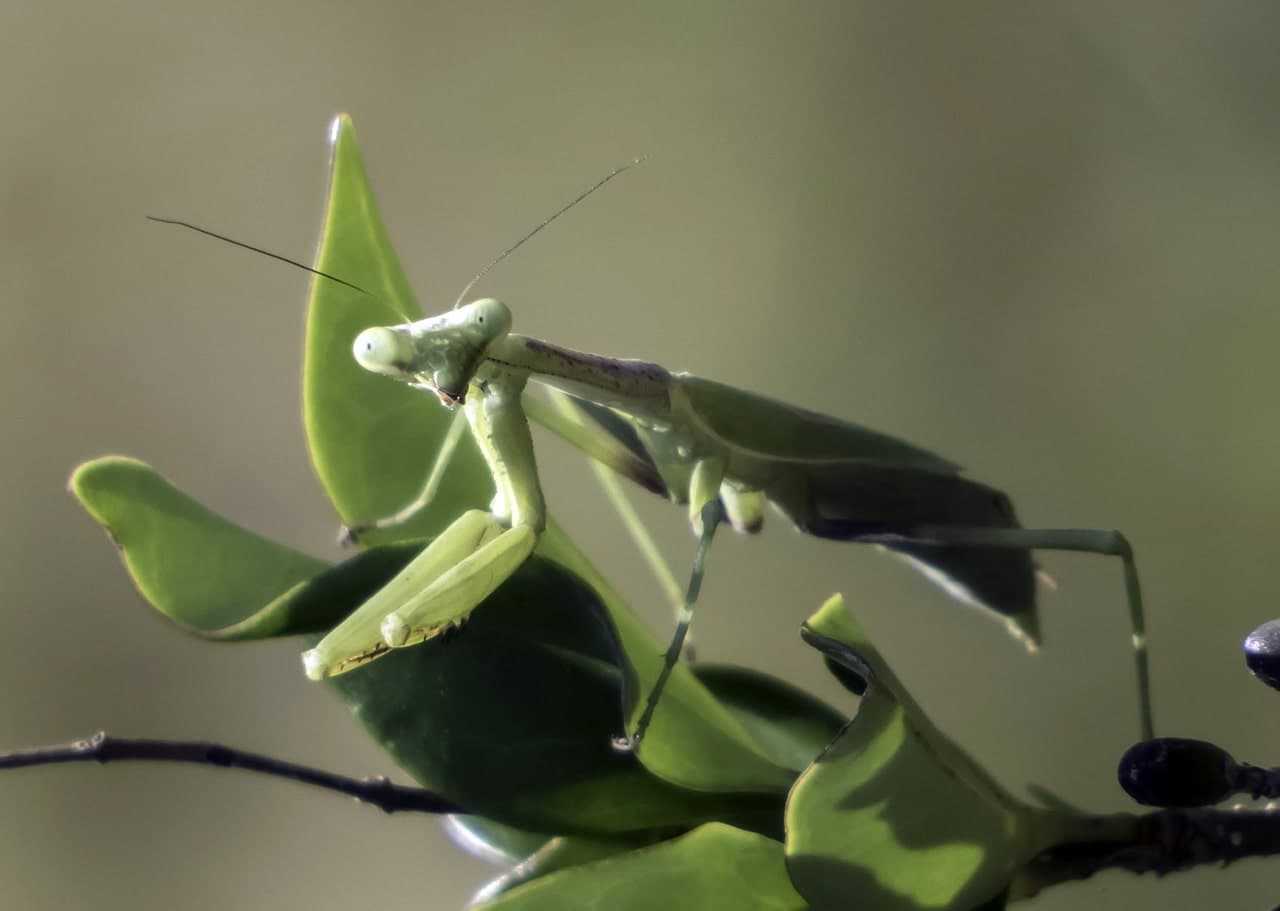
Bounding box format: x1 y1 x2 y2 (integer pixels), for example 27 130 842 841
353 327 409 375
466 298 512 340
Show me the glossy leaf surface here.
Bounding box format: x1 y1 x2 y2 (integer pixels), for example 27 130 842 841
70 455 787 832
327 553 787 833
690 664 845 774
304 113 492 544
785 595 1040 911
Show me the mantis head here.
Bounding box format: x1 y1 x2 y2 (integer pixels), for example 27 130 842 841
353 297 512 406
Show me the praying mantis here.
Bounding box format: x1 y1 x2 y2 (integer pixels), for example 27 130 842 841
158 164 1154 749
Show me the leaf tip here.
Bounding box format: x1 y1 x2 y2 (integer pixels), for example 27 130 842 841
802 592 857 639
328 112 356 148
68 455 150 517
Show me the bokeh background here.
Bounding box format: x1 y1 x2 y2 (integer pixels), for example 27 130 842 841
4 2 1280 908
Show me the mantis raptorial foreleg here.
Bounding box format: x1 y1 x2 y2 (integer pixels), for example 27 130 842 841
303 508 504 678
862 525 1152 741
305 350 547 681
380 523 537 648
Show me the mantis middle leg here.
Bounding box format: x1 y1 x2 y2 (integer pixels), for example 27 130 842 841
622 457 730 749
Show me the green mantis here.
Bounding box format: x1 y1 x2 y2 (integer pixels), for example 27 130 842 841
158 159 1154 750
295 271 1155 747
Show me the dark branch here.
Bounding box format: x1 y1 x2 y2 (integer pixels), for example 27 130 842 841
0 731 463 816
1021 806 1280 897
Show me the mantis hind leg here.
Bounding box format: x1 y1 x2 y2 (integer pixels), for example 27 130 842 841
867 525 1152 741
302 509 510 679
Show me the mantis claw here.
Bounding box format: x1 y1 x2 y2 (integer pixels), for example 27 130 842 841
610 733 637 753
337 523 368 548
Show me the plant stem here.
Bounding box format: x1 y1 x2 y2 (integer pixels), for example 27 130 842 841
0 731 462 816
1018 806 1280 897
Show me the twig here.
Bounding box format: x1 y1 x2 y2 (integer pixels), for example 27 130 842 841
1019 805 1280 897
0 731 463 816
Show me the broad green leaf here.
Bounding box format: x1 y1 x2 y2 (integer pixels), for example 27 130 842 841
303 113 492 544
71 455 785 833
304 115 798 797
212 542 423 639
475 824 809 911
326 554 785 834
536 524 796 794
70 457 329 635
691 664 845 774
70 456 429 639
784 595 1051 911
444 665 845 870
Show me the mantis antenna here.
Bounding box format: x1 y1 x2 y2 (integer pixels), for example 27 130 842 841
147 155 646 308
145 216 371 295
450 155 648 309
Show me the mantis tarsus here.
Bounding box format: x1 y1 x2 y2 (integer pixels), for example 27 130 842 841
156 168 1155 748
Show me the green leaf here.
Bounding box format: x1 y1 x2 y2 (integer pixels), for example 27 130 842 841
325 553 785 834
70 457 329 636
70 455 786 833
784 595 1047 911
214 543 425 640
691 664 845 774
70 455 432 640
303 113 492 544
303 115 797 797
535 525 797 794
475 824 809 911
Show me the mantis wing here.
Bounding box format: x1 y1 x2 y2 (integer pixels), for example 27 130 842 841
763 459 1037 638
681 376 962 471
678 377 1039 640
527 378 1036 639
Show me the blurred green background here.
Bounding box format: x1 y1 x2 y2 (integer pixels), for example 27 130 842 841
3 2 1280 908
